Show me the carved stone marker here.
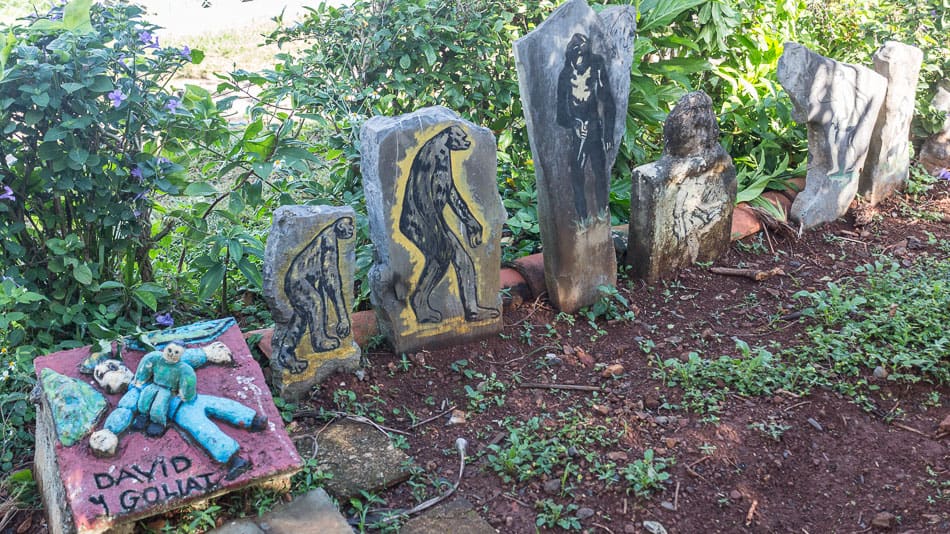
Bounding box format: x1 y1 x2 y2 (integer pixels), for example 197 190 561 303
777 42 887 229
919 85 950 176
361 106 504 353
627 91 736 281
514 0 636 312
858 41 922 205
33 320 301 534
263 205 361 400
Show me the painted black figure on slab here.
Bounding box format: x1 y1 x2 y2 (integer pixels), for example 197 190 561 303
274 216 354 374
557 32 616 220
399 125 500 324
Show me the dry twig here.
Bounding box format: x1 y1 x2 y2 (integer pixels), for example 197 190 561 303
746 499 759 526
710 266 785 281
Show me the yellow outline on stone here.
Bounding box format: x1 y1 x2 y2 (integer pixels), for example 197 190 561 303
390 122 497 339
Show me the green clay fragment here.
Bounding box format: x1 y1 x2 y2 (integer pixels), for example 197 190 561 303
41 368 108 447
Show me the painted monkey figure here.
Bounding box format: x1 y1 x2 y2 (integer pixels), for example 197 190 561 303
399 125 499 324
274 216 354 374
556 33 616 220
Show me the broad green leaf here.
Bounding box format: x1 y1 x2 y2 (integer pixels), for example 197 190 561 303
198 263 226 300
183 182 217 196
638 0 705 32
63 0 95 33
133 287 158 311
72 263 93 285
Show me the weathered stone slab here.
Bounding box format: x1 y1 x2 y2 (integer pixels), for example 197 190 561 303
400 498 497 534
33 322 301 534
919 85 950 176
514 0 636 312
859 41 922 205
315 420 411 499
212 488 353 534
777 42 887 229
627 91 736 281
263 205 361 400
361 106 504 353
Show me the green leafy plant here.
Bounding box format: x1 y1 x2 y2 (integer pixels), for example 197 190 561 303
535 499 582 531
620 448 673 499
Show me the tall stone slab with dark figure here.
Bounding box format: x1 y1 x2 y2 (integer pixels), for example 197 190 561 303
777 42 887 229
859 41 922 205
263 205 361 400
361 106 504 353
627 91 736 281
514 0 636 313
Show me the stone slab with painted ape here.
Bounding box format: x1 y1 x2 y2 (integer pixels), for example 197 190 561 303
263 204 361 400
361 106 505 353
32 319 301 534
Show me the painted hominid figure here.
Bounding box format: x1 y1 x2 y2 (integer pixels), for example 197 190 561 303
399 125 500 324
273 216 354 374
557 32 616 220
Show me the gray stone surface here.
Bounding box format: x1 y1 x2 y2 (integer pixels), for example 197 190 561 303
859 41 922 205
263 205 361 400
211 489 353 534
315 420 412 499
360 106 504 353
626 91 736 281
919 85 950 175
778 42 887 229
34 397 73 534
514 0 635 312
400 498 497 534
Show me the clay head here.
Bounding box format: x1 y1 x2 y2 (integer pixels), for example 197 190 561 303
162 343 185 364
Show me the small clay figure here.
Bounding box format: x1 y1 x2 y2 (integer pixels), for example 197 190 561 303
89 341 267 480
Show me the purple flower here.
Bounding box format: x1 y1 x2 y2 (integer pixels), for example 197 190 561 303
108 88 127 108
130 166 144 180
180 46 192 61
138 31 159 49
155 312 174 328
938 168 950 181
0 185 14 201
157 157 171 166
165 98 181 113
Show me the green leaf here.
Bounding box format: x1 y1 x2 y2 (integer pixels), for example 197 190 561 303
183 182 217 196
31 93 50 107
198 263 226 300
72 263 93 285
399 54 411 70
189 49 205 64
87 76 113 93
638 0 705 32
63 0 95 33
0 32 15 82
133 288 158 311
237 258 263 289
98 281 125 290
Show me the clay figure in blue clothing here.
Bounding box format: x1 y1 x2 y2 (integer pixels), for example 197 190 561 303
88 341 268 481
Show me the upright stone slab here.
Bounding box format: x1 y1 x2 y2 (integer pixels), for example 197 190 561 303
263 205 361 400
514 0 636 312
858 41 922 205
919 85 950 175
777 42 887 229
361 106 504 353
627 92 736 281
33 321 301 534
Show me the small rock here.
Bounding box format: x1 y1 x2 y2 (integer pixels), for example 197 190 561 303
643 520 668 534
602 363 624 377
660 501 675 511
542 479 561 495
606 451 628 462
873 366 888 379
567 446 579 458
576 507 595 520
409 353 426 366
544 353 563 366
664 438 678 448
729 490 742 501
938 414 950 434
644 394 661 410
807 417 823 431
354 369 367 381
655 415 676 426
700 328 716 339
447 410 467 425
663 335 683 345
592 404 610 416
871 511 895 529
624 526 638 534
577 349 595 367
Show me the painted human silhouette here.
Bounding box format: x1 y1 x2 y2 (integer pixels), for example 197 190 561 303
399 125 499 324
556 32 616 220
273 216 354 374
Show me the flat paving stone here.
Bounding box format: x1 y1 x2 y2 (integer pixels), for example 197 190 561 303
400 498 497 534
211 489 352 534
316 420 412 499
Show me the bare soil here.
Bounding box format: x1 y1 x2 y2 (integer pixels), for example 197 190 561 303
301 182 950 533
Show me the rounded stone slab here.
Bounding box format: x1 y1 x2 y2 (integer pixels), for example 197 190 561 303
513 0 636 312
778 42 887 229
627 92 736 281
263 205 361 400
360 106 504 353
859 41 923 205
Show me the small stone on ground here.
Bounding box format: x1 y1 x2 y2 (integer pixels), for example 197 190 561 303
316 420 412 498
400 498 497 534
211 488 352 534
